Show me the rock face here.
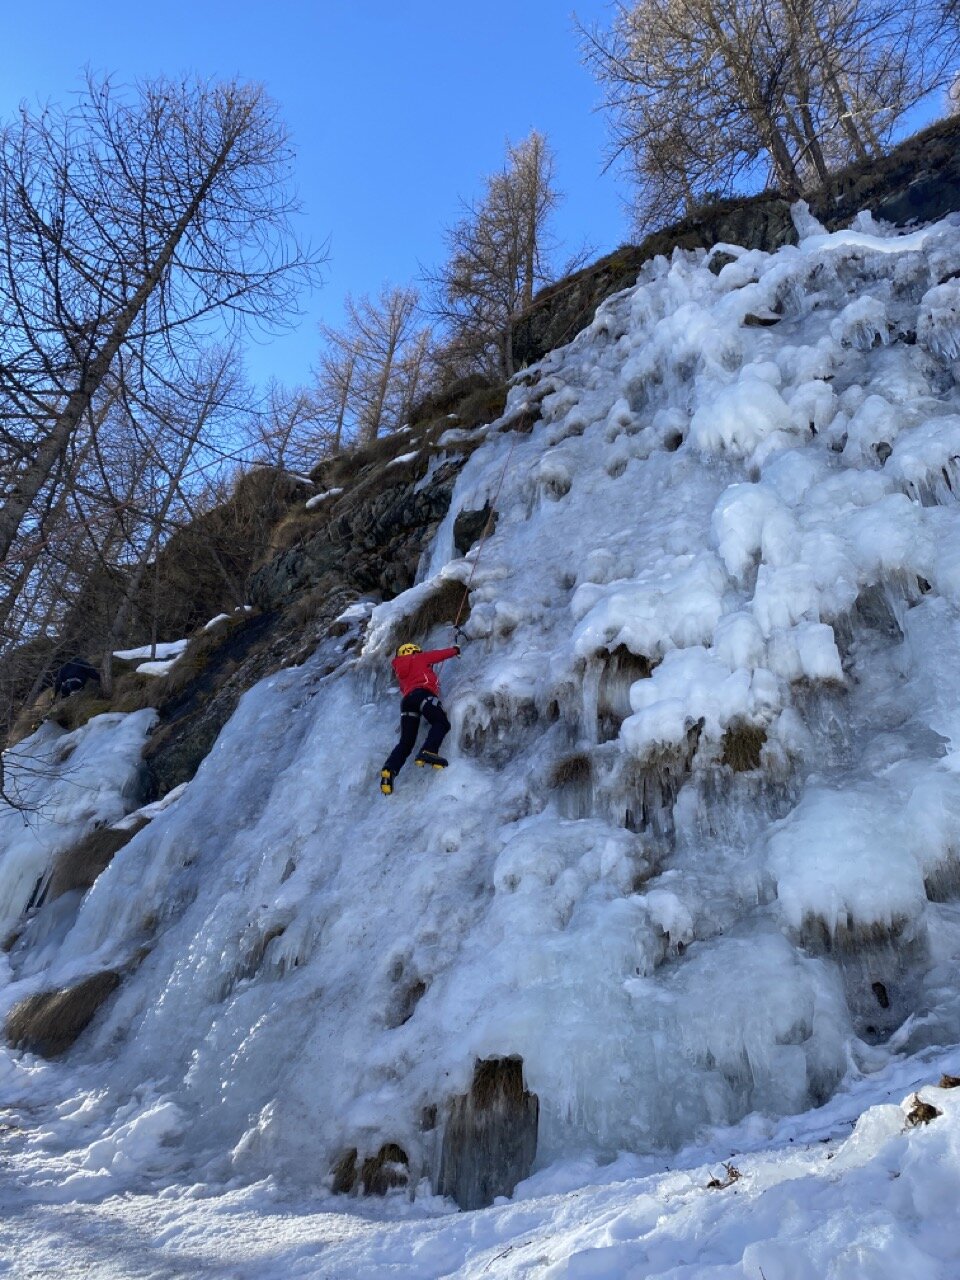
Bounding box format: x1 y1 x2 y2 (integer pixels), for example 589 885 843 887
437 1057 539 1210
512 115 960 368
330 1144 410 1196
250 451 465 613
453 503 498 556
6 971 121 1057
141 608 284 800
48 817 149 900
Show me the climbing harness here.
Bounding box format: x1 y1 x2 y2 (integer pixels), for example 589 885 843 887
452 428 522 636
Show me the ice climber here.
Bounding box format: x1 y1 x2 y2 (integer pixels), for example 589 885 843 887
380 641 461 795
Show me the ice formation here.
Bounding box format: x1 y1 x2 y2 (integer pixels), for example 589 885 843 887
4 212 960 1262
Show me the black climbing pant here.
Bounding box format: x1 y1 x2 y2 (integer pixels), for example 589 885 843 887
383 688 450 774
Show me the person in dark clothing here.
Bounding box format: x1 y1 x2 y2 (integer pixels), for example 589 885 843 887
380 641 460 795
54 656 101 699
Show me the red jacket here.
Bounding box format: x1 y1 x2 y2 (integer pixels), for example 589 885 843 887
392 647 459 698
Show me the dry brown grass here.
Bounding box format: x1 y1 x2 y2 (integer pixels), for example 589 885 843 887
264 506 330 558
393 579 467 648
46 691 114 732
498 404 541 436
6 970 121 1057
284 586 332 631
905 1094 942 1127
6 688 53 746
156 619 245 699
319 432 413 490
360 1143 409 1194
547 752 592 789
603 646 654 683
330 1148 359 1194
706 1162 742 1190
471 1056 527 1109
454 385 508 430
47 817 149 901
111 670 163 713
798 912 909 955
720 722 767 772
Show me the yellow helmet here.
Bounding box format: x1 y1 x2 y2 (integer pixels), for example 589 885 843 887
396 643 422 657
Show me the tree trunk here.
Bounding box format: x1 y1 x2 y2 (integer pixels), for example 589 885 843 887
100 373 222 697
0 101 253 569
361 332 399 446
334 353 355 452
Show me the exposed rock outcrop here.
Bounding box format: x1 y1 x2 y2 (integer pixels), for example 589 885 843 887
251 448 464 613
47 816 150 900
330 1144 410 1196
437 1057 539 1210
7 971 121 1057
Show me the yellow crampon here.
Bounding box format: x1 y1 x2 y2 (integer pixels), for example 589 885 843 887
414 752 447 770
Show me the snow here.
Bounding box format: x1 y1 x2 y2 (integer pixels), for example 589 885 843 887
114 640 189 662
621 645 778 755
768 785 930 938
306 487 344 510
5 208 960 1272
114 638 190 676
690 366 798 460
0 711 157 937
135 657 181 677
572 553 727 662
387 451 420 467
112 782 189 831
2 1059 960 1276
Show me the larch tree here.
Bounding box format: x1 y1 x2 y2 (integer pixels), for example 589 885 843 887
426 131 570 380
0 71 319 615
581 0 960 234
347 286 421 445
98 346 241 697
316 285 427 446
253 381 332 477
314 341 358 454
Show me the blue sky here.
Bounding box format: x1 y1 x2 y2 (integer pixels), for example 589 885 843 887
0 1 626 389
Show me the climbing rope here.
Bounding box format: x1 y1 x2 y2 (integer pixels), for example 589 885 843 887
452 427 522 637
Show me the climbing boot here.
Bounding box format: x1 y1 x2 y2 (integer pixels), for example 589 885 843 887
380 768 395 795
415 751 448 770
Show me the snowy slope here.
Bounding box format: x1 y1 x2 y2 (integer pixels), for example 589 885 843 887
4 205 960 1275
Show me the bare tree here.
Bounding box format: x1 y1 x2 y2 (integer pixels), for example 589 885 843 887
0 71 319 580
581 0 960 233
347 286 421 444
314 342 357 453
252 381 332 476
315 285 426 446
392 327 435 429
98 348 241 696
425 132 572 379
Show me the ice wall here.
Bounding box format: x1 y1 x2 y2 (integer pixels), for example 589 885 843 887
5 210 960 1198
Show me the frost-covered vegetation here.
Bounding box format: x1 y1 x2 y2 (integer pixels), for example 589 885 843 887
4 207 960 1275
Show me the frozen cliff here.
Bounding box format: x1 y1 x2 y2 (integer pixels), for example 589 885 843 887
3 205 960 1277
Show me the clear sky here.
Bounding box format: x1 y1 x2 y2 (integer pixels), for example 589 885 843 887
0 1 626 390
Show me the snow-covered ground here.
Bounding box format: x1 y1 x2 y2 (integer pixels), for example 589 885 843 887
4 206 960 1275
1 1047 958 1276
